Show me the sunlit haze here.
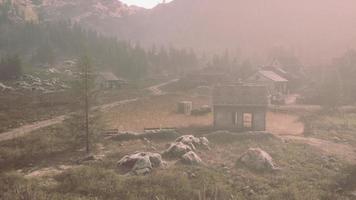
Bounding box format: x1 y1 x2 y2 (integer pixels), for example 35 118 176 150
1 0 356 198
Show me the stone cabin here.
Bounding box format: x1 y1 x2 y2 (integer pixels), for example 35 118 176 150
213 85 268 131
245 70 288 96
97 72 127 90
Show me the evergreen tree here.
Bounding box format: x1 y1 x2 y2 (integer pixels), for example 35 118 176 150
0 55 22 80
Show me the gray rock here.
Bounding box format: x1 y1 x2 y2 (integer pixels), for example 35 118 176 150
0 82 14 92
148 153 163 168
117 152 164 175
239 148 277 171
351 190 356 197
132 155 152 173
175 135 210 150
181 151 203 165
162 142 193 158
200 137 210 148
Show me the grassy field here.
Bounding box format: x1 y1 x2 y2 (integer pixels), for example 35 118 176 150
0 87 142 133
104 94 212 132
302 112 356 146
1 128 355 200
1 88 356 199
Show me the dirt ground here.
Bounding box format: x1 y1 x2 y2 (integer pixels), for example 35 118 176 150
266 112 305 136
103 95 356 164
266 111 356 164
104 94 213 132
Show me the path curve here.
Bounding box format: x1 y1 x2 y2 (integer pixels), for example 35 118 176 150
267 112 356 164
0 79 178 142
147 79 179 95
284 135 356 164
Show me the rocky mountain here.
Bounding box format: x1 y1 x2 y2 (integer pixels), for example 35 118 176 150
0 0 145 31
0 0 39 23
37 0 145 31
112 0 356 64
2 0 356 64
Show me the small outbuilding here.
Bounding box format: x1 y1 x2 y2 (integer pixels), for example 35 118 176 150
245 70 288 95
213 85 268 131
97 72 127 90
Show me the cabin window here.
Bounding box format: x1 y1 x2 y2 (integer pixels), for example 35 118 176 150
243 113 253 128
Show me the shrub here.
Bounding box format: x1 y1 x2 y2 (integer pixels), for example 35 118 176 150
55 166 122 199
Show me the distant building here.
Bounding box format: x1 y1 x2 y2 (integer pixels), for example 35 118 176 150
245 70 288 96
213 85 268 131
96 72 127 90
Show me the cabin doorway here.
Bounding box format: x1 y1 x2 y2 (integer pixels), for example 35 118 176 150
243 113 253 130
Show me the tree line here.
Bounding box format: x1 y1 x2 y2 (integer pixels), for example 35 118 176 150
0 55 22 80
0 4 200 80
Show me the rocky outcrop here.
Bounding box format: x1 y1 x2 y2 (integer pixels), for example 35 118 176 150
238 148 277 171
117 152 164 175
181 151 203 165
175 135 210 151
163 135 209 165
162 142 193 158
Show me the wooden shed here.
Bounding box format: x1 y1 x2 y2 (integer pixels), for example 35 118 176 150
213 85 268 131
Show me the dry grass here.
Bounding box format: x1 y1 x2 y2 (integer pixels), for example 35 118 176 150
104 94 213 132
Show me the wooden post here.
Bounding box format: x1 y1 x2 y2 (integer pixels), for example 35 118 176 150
85 61 90 154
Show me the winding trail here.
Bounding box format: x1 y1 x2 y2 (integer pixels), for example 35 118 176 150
147 78 179 95
284 135 356 164
0 79 178 142
267 112 356 164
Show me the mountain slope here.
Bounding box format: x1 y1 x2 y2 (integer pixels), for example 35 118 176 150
2 0 355 64
113 0 356 64
38 0 145 32
0 0 39 23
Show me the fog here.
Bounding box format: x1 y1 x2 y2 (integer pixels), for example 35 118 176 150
117 0 356 64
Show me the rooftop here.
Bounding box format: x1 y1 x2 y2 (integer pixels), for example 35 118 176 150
259 70 288 82
99 72 121 81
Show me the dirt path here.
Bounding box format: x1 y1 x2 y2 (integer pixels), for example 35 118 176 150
267 112 305 136
284 136 356 164
147 78 179 95
0 79 177 142
267 112 356 164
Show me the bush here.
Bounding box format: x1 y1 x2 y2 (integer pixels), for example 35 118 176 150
0 124 83 171
55 166 122 199
53 165 232 200
0 172 63 200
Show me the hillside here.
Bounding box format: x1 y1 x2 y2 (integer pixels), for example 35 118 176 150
38 0 145 32
0 0 39 22
111 0 356 64
2 0 356 64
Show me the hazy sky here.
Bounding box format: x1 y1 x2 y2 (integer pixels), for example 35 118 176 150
121 0 172 8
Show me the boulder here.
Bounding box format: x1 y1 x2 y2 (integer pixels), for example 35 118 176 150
0 83 14 92
117 152 164 175
162 142 193 158
175 135 210 150
351 190 356 197
238 148 277 171
181 151 203 165
199 137 210 148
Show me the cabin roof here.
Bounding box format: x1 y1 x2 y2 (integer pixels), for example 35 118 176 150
213 85 268 106
99 72 120 81
258 70 288 82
